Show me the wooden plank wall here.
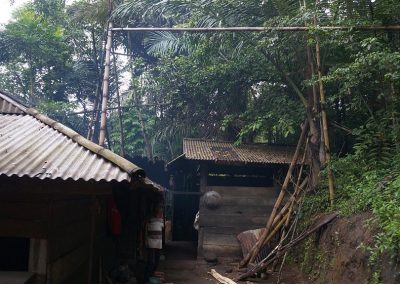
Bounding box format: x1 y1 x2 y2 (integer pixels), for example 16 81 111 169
0 179 111 284
199 186 278 257
0 194 49 239
47 198 93 284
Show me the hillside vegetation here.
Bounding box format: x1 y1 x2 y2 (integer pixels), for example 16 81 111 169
0 0 399 279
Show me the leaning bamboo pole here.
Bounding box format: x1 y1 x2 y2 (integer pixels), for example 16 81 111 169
98 20 113 147
262 177 308 247
271 142 308 271
240 120 309 267
111 25 400 32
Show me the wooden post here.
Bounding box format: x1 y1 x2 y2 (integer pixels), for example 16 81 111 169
88 197 98 284
198 164 208 257
200 164 208 194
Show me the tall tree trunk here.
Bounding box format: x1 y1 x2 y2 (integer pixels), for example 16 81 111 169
135 101 153 161
98 20 113 147
112 50 126 157
87 28 105 140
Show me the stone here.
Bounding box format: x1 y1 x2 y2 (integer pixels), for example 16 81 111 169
203 252 218 263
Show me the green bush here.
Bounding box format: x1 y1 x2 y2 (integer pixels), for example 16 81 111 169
302 116 400 261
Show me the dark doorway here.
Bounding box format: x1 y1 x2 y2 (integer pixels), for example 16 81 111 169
0 237 30 271
172 194 199 241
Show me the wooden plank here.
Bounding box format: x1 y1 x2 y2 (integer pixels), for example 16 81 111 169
48 220 91 262
0 191 51 203
0 178 112 196
29 239 47 275
206 186 278 197
50 243 89 284
0 202 48 221
202 227 243 235
199 214 267 228
201 205 273 216
0 271 35 284
219 196 277 207
50 199 91 228
200 165 208 193
0 218 47 238
197 227 204 257
59 260 88 284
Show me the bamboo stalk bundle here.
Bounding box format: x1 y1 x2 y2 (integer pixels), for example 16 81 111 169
240 120 309 267
238 213 338 281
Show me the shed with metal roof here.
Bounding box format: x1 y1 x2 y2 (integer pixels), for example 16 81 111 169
0 91 163 284
167 138 296 257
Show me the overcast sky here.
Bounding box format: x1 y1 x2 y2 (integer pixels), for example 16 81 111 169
0 0 29 24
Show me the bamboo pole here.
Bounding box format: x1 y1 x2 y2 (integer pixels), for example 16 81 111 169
238 213 338 281
87 28 107 141
111 25 400 32
240 120 309 267
314 0 335 206
70 103 168 115
262 177 308 247
99 19 113 146
271 143 308 270
209 269 237 284
112 48 126 156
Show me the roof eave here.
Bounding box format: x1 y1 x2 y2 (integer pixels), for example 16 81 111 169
24 108 145 178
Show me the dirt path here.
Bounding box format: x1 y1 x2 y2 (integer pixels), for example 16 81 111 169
157 242 306 284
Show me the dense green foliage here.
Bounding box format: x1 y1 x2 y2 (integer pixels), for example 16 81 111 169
0 0 399 268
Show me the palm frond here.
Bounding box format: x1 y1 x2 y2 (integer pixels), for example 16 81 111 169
144 31 191 56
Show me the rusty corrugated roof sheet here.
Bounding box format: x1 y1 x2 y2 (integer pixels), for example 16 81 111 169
0 91 146 182
0 92 26 114
181 138 296 165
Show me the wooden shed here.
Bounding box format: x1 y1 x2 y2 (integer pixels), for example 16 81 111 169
0 92 163 284
168 138 295 257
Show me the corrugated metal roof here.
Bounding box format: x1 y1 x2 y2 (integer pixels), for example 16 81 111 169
181 138 296 165
0 93 26 114
0 91 146 183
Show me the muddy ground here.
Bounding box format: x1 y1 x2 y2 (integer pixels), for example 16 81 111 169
157 242 306 284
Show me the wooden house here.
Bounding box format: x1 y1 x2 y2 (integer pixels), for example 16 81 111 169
0 92 163 284
167 138 295 257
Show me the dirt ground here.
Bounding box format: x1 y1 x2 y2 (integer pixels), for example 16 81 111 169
157 242 306 284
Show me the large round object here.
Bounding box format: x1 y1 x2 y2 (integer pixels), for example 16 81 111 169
202 191 222 209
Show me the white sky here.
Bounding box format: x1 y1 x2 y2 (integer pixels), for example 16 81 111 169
0 0 74 25
0 0 29 24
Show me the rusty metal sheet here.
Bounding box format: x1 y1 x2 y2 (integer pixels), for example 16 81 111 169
0 114 131 182
0 94 26 114
183 138 296 165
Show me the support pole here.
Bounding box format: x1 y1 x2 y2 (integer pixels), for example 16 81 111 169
99 20 113 146
314 0 335 206
112 48 126 156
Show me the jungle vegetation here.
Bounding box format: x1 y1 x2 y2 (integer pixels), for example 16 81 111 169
0 0 399 271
